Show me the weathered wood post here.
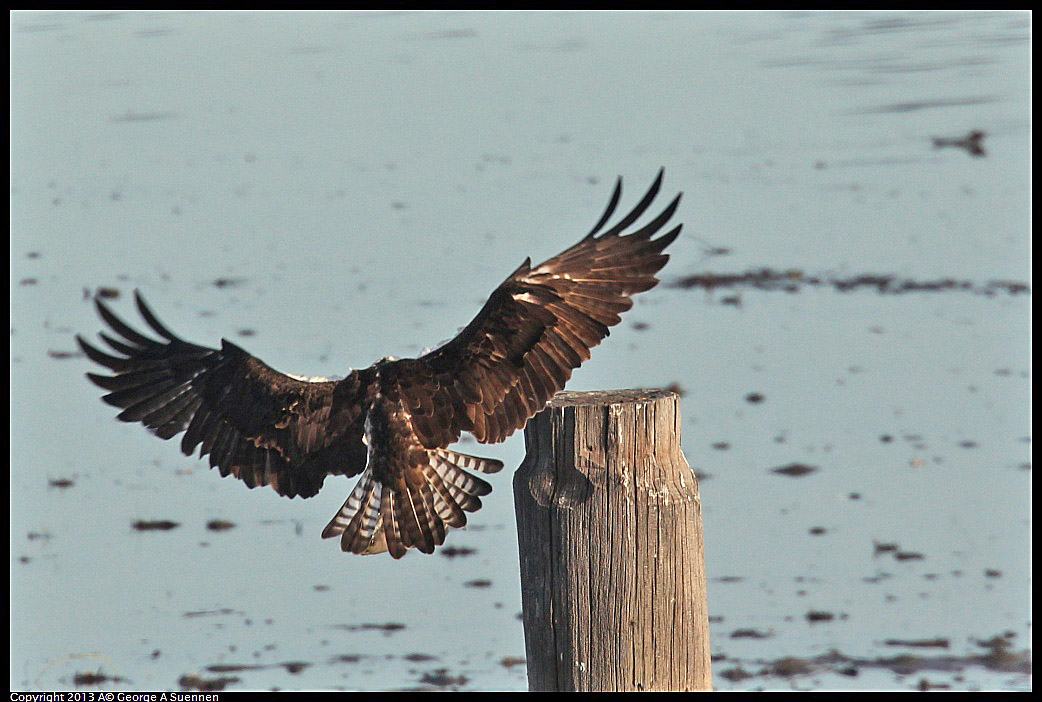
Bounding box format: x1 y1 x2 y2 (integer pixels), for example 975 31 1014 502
513 388 711 692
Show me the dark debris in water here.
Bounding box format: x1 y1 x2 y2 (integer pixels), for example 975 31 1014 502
132 519 180 531
932 130 987 158
183 608 238 618
854 96 1000 116
917 677 952 691
718 635 1031 687
500 655 526 669
419 668 469 688
805 610 837 623
894 551 926 561
719 666 755 682
333 621 406 634
770 657 816 677
179 673 241 691
873 541 900 554
885 638 950 649
672 268 1029 297
206 663 265 673
439 546 476 558
771 463 818 478
973 634 1030 673
74 670 128 686
731 628 774 639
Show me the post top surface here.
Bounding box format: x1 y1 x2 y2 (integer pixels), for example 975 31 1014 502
549 388 678 408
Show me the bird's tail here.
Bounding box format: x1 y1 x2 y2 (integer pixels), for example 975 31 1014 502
321 448 503 558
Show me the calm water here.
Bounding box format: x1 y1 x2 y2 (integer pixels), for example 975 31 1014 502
10 10 1030 691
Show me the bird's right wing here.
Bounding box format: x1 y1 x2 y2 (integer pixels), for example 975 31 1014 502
78 292 373 499
391 168 682 449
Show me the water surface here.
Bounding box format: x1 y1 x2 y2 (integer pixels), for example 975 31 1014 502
10 10 1030 692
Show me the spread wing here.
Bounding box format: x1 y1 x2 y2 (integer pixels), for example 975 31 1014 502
77 292 373 499
393 168 681 448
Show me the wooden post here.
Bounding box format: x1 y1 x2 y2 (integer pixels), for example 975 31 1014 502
513 388 711 692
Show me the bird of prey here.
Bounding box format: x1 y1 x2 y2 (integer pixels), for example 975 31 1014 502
78 170 682 558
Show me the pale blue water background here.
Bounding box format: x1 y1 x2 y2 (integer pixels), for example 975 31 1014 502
10 10 1030 691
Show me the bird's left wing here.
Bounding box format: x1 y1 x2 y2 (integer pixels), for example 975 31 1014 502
78 292 372 499
391 169 682 449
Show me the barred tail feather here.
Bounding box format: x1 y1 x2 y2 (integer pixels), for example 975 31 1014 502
433 448 504 475
321 449 503 558
320 470 384 554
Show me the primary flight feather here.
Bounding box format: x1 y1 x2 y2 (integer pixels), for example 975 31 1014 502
79 170 682 558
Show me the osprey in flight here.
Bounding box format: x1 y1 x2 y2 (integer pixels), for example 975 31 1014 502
79 170 682 558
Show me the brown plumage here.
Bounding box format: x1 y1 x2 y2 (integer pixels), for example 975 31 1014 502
78 170 682 558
